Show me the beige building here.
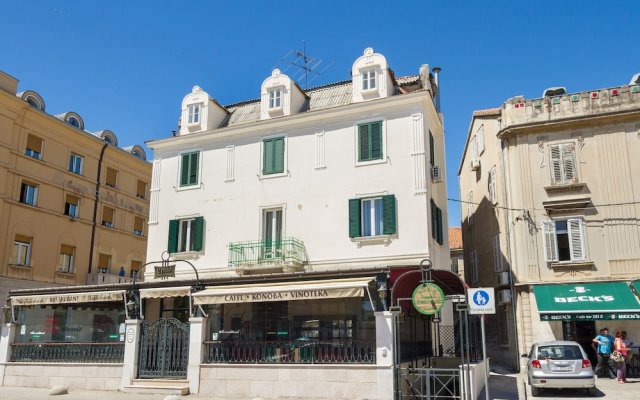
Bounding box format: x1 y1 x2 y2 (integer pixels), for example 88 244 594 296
0 71 151 321
458 74 640 369
449 226 464 278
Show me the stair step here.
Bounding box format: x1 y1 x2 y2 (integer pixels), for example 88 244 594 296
123 385 189 396
132 378 189 387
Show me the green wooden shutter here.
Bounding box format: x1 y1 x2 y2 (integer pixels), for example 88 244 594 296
371 122 382 160
192 216 204 252
429 131 435 166
436 207 443 245
167 219 179 253
358 124 369 161
180 154 189 186
274 137 285 173
382 195 396 235
348 198 361 238
189 152 199 185
263 139 274 174
430 200 437 240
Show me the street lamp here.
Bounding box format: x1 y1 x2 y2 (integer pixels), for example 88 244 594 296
2 303 12 323
126 298 139 320
377 281 387 311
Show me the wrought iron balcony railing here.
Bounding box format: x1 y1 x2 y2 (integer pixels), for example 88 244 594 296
10 342 125 363
203 340 375 364
228 237 307 270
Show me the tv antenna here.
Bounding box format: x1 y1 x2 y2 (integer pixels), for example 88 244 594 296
274 41 334 89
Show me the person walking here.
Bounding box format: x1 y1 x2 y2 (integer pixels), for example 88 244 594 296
614 331 630 383
622 331 634 377
592 327 615 379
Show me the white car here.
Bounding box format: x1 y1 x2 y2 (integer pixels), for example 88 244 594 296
523 340 596 397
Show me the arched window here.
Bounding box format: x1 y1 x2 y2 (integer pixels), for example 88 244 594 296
67 116 80 128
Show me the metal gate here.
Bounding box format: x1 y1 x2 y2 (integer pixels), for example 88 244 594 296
138 318 189 379
397 367 461 400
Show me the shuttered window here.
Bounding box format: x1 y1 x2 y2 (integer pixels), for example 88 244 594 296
549 143 577 185
105 167 118 188
180 151 200 186
429 131 435 166
26 134 43 160
348 195 396 238
58 245 75 273
263 137 285 175
542 218 585 262
488 167 497 204
470 250 478 285
358 121 383 162
431 200 444 245
168 217 204 253
493 234 503 272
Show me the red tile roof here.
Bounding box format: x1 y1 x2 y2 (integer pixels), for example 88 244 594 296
449 227 463 250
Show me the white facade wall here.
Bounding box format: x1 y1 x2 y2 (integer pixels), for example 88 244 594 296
147 93 449 278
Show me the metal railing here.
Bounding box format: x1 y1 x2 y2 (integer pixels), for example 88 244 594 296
10 342 125 363
397 367 462 399
228 237 307 269
203 340 375 364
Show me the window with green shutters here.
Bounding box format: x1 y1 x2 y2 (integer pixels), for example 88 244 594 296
180 151 200 187
168 217 204 253
263 137 285 175
358 121 383 162
431 199 443 245
429 131 435 166
348 195 396 238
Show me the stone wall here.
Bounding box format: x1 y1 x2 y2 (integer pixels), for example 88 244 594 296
2 363 123 391
199 364 379 399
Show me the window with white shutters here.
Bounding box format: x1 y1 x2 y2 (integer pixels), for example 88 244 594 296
493 234 503 272
488 167 497 204
549 143 577 185
477 125 485 155
542 218 586 262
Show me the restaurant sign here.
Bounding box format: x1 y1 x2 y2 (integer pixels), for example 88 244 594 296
11 291 124 306
194 287 364 304
155 264 176 280
541 312 640 321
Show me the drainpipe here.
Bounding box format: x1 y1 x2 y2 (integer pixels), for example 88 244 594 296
88 142 109 273
499 135 521 373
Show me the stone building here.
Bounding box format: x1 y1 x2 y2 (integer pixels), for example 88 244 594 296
0 71 151 322
458 73 640 369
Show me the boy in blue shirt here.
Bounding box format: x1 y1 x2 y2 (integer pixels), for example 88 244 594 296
592 327 615 378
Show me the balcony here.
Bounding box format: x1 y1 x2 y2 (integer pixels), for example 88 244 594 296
86 272 133 285
228 237 307 274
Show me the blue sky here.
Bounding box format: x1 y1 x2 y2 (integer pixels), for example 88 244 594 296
1 1 637 226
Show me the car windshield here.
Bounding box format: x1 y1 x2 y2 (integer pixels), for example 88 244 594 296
537 345 582 360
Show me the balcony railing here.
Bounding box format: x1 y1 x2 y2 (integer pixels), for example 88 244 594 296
86 272 133 285
203 340 375 364
228 237 307 271
10 342 124 363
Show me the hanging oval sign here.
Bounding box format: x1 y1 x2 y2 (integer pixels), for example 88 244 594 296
412 283 445 315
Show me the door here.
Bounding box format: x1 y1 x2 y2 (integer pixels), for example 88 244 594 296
262 209 283 260
563 320 597 366
138 318 189 379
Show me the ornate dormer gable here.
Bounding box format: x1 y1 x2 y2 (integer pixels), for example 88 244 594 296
260 69 307 120
179 86 228 136
351 47 393 103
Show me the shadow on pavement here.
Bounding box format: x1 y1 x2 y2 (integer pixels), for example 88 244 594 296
479 373 519 400
531 387 604 398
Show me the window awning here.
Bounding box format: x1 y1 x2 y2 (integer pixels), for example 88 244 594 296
140 287 191 299
192 277 374 305
533 282 640 321
10 290 125 306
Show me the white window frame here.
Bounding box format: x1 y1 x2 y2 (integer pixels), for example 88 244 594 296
476 125 485 155
58 247 75 273
549 143 577 185
69 153 84 175
361 197 384 237
13 239 31 266
488 167 497 204
187 103 201 125
493 234 504 272
354 118 387 167
542 218 586 263
268 88 282 109
178 218 196 253
20 183 38 206
65 195 79 218
259 204 287 241
259 135 288 179
133 217 145 236
470 136 478 159
102 206 115 228
361 68 377 91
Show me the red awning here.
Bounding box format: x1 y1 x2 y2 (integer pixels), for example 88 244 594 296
389 266 467 311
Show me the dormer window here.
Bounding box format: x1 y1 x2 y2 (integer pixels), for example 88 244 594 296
362 68 377 91
187 104 200 125
268 88 282 109
67 116 80 128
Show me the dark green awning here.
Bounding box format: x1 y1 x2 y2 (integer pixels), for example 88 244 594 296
533 282 640 321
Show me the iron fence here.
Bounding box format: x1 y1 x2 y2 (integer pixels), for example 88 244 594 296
228 237 307 268
397 367 462 400
203 340 375 364
10 342 124 363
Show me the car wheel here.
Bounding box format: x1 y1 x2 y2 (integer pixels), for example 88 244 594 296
531 386 540 397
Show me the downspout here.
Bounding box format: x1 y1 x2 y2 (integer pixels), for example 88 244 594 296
88 142 109 273
499 135 521 372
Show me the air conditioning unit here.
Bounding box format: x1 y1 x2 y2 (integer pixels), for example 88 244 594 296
498 289 512 304
498 271 510 286
470 158 480 171
431 165 442 183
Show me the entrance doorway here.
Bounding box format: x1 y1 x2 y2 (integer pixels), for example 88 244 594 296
563 320 597 366
262 208 283 260
138 318 189 379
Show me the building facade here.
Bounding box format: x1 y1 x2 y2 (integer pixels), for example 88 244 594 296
0 71 151 321
458 74 640 369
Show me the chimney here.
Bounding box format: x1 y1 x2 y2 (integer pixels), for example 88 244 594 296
432 67 442 112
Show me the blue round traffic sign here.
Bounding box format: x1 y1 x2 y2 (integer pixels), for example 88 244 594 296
472 290 490 306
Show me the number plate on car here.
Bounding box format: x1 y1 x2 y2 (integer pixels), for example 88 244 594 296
551 366 572 371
